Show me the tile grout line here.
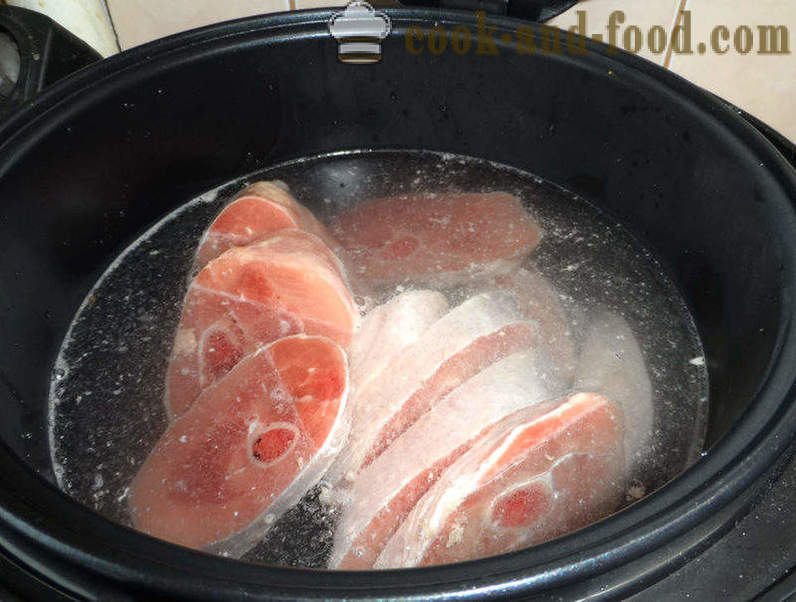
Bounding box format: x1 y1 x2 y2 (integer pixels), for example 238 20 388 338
102 0 123 54
664 0 689 69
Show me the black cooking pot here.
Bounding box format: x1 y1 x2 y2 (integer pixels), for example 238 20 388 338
0 3 795 600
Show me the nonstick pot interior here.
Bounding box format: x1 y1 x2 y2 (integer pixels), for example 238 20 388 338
0 9 795 600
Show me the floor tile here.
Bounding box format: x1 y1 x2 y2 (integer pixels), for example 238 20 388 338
294 0 341 9
107 0 291 50
294 0 397 9
668 0 795 142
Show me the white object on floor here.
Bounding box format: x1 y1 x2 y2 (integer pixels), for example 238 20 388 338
0 32 21 96
7 0 119 57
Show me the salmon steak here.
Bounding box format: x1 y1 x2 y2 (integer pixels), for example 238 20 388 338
330 351 566 569
348 289 449 393
325 291 544 485
195 181 338 269
575 309 653 469
165 229 357 418
374 393 625 568
130 335 349 553
329 192 541 288
475 267 577 382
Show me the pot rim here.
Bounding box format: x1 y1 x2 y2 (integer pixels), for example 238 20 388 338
1 9 795 600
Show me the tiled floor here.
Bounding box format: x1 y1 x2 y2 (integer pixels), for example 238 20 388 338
105 0 291 49
7 0 794 141
667 0 795 144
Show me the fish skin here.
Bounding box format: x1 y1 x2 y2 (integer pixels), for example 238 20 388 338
574 309 653 469
323 291 532 486
471 266 577 383
374 392 625 568
329 350 566 569
348 289 449 394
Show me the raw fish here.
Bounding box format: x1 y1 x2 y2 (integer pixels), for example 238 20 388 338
330 351 565 569
195 181 338 269
574 309 653 468
375 393 625 568
325 291 541 484
165 229 357 418
330 192 541 288
349 289 449 392
474 267 576 382
130 335 349 553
